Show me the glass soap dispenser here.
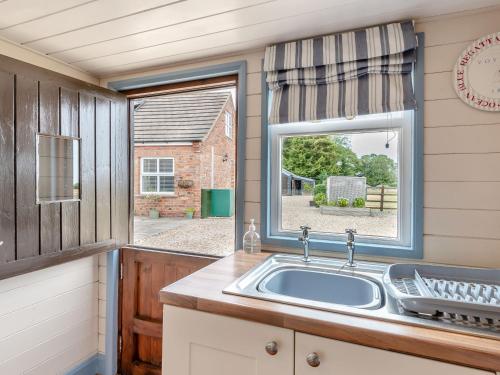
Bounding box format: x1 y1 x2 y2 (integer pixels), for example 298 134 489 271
243 219 261 254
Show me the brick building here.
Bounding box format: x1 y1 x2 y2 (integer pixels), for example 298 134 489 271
133 90 236 218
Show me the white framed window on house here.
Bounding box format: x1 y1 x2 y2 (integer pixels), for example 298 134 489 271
140 157 175 194
268 110 416 251
225 111 233 139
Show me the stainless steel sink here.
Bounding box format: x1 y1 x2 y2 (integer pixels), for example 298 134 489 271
223 254 500 340
224 254 385 312
259 268 381 309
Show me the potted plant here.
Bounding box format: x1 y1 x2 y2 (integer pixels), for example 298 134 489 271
145 194 161 219
185 207 196 219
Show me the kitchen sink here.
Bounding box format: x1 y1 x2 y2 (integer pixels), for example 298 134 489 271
259 268 381 309
224 254 385 312
223 253 500 340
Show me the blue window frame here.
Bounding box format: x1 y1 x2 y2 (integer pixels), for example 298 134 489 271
260 33 424 259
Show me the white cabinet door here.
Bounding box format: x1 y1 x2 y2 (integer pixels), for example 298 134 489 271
163 305 294 375
295 332 493 375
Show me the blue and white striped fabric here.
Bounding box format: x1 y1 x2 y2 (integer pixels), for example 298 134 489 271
263 21 418 124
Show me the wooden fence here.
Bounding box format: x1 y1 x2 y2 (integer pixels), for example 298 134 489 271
366 186 397 211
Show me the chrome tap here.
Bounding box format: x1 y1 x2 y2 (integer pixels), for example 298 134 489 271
345 229 357 267
298 225 311 263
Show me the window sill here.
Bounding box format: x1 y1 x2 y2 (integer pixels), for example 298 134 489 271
261 234 422 259
137 193 176 197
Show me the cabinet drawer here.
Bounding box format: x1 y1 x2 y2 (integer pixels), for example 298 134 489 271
163 306 294 375
295 332 492 375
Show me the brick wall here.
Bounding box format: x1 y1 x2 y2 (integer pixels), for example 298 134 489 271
200 98 236 189
134 96 236 218
134 143 202 218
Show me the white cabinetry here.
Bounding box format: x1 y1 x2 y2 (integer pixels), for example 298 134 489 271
295 332 492 375
163 306 494 375
163 305 294 375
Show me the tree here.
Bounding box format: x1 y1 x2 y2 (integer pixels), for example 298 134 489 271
282 136 397 188
359 154 397 187
282 136 359 182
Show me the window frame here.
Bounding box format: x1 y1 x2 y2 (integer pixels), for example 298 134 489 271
225 110 233 139
270 112 413 248
140 157 175 195
259 33 424 259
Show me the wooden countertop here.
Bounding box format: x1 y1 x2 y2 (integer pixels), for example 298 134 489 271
160 251 500 372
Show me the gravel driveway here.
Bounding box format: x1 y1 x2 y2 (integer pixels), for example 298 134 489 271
133 196 395 256
134 216 235 257
282 195 397 238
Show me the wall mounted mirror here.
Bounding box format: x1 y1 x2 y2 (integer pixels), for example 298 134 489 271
36 134 80 204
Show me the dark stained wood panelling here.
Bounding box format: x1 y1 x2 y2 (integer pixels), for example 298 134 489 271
96 98 111 242
39 82 61 254
0 71 15 263
112 102 129 244
15 76 39 260
60 88 80 250
79 93 96 245
0 53 128 280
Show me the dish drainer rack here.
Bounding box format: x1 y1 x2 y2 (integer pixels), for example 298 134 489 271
383 264 500 329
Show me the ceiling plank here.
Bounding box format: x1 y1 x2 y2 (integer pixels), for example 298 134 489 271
0 0 183 44
0 0 499 76
51 0 338 63
0 0 93 29
32 0 275 56
77 0 500 74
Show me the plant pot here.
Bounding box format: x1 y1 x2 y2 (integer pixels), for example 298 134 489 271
309 200 317 207
185 211 194 219
149 208 160 219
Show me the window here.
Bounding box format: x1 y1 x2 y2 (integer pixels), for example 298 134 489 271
37 134 80 203
225 111 233 139
140 158 175 194
266 110 420 256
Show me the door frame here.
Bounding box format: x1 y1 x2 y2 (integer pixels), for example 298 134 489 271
106 61 247 373
107 60 248 250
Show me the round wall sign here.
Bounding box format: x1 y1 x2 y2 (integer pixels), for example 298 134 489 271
453 32 500 111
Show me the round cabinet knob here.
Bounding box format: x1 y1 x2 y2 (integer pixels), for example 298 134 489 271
306 352 320 367
265 341 278 355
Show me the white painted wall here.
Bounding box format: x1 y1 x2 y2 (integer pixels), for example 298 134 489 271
415 8 500 267
0 256 99 374
98 253 107 354
101 6 500 268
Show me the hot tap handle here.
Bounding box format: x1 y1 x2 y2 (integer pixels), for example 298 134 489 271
300 225 311 237
345 228 357 241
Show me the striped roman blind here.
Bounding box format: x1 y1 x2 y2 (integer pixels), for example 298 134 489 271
263 21 418 124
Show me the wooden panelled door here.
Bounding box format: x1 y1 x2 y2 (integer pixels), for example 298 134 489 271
120 247 217 375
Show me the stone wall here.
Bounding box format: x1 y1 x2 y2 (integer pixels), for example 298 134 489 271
326 176 366 204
